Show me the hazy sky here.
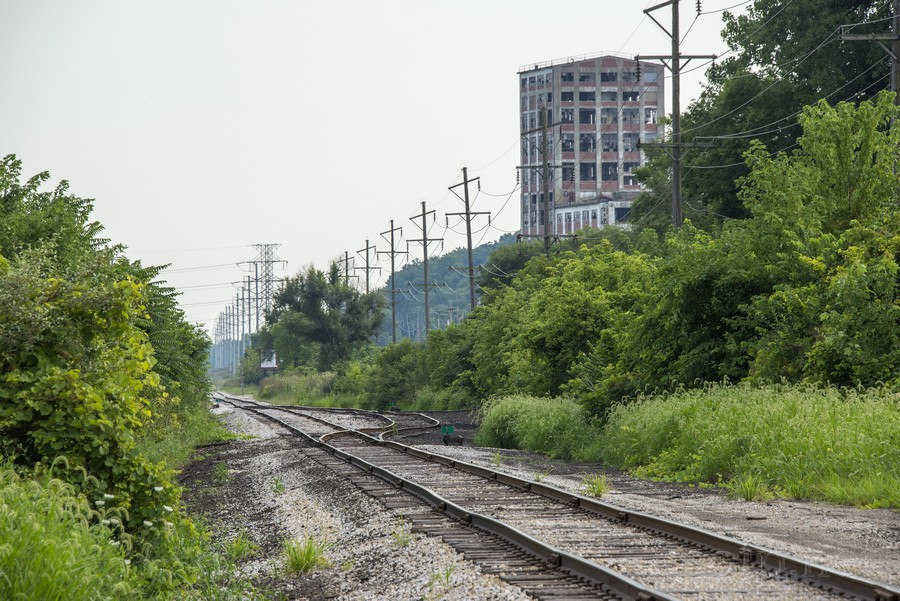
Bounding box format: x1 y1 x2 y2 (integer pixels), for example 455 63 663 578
0 0 746 335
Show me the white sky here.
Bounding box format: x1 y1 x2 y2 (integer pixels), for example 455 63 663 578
0 0 746 335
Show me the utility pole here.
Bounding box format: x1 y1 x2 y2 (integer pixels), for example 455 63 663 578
248 244 286 325
355 239 380 294
448 167 490 311
518 107 564 257
838 0 900 106
637 0 717 227
340 251 358 286
245 275 253 349
409 201 443 334
378 220 407 343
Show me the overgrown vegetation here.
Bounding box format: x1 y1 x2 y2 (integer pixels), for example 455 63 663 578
243 94 899 509
0 155 254 596
283 535 331 575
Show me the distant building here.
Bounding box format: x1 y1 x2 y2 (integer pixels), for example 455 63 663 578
518 54 664 236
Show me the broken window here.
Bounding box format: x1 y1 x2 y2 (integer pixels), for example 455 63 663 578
622 91 639 102
622 71 638 82
580 162 597 181
561 108 574 123
623 162 640 174
591 209 598 220
578 71 595 83
601 163 618 181
579 134 596 152
615 207 631 222
562 134 575 152
600 71 617 83
561 91 574 102
561 71 574 83
622 108 641 124
579 109 595 124
601 134 618 152
600 108 618 124
623 133 640 152
579 91 596 102
601 91 617 102
645 108 658 124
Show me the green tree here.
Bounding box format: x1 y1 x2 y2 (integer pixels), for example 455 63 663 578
264 262 383 371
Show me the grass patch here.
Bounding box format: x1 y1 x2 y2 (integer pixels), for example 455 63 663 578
597 383 900 508
475 395 599 460
222 528 260 562
392 518 412 548
283 535 331 575
580 474 610 498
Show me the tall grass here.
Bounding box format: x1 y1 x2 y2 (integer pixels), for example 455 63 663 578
474 385 900 508
598 383 900 507
0 463 137 600
475 395 598 459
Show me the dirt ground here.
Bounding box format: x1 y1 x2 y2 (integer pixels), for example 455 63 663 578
180 405 899 600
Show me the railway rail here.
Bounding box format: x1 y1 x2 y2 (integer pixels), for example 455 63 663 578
214 393 900 601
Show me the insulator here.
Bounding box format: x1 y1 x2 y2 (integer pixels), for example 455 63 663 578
636 62 641 81
477 179 481 191
696 0 701 14
516 169 520 184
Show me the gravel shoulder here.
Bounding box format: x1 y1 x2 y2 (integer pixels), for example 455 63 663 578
180 405 531 600
183 403 899 600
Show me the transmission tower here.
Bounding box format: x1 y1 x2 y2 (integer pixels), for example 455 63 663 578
251 243 285 324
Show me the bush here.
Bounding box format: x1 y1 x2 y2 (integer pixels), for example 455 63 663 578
475 395 599 460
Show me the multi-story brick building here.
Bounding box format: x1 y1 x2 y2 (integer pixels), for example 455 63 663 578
518 54 664 237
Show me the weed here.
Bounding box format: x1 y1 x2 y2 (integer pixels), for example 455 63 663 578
270 477 286 495
426 565 456 599
726 473 773 502
283 535 331 575
341 560 355 572
223 529 259 562
491 452 502 466
211 462 231 485
534 468 554 483
392 518 412 548
580 474 610 498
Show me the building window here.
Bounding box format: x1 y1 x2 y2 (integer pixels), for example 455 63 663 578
521 96 528 111
523 213 529 227
561 91 574 102
561 108 574 123
645 108 658 124
643 131 658 143
562 134 575 152
565 212 572 223
615 207 632 222
579 91 596 102
529 76 535 86
601 91 617 101
580 162 597 181
561 71 574 83
539 109 553 125
578 71 596 83
579 134 596 152
537 75 544 86
622 108 641 124
582 210 589 222
623 162 640 174
521 78 527 89
547 92 552 103
622 91 639 102
601 134 618 152
602 163 618 181
622 71 638 82
600 71 617 83
644 70 660 83
624 174 638 186
591 209 598 220
562 163 575 181
600 108 618 124
623 133 640 152
579 109 595 124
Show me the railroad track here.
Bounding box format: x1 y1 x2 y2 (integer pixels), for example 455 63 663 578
214 393 900 601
